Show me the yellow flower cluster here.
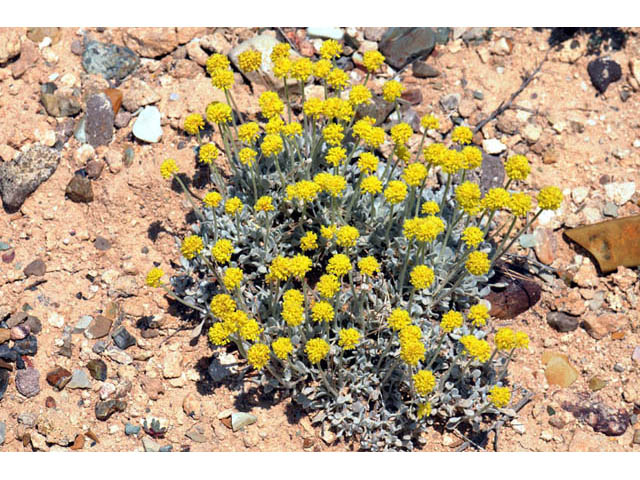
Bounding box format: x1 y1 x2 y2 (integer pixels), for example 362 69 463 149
204 191 222 208
255 195 275 212
247 344 270 370
184 113 204 135
461 146 483 169
508 192 532 217
336 225 359 248
311 301 334 323
322 123 344 146
223 267 243 290
349 85 372 105
145 267 164 288
420 201 440 215
211 68 234 90
225 197 243 215
237 49 262 72
322 97 353 121
390 123 413 145
399 324 421 344
181 235 203 260
199 143 219 165
261 133 284 157
460 335 491 363
314 173 346 197
488 385 511 408
303 97 324 119
400 338 425 366
412 370 436 396
451 126 473 145
238 122 260 144
313 59 332 79
270 43 290 63
327 68 349 90
282 288 304 326
209 293 237 321
212 239 234 264
382 80 403 103
403 216 445 243
410 265 435 290
319 39 342 60
291 58 312 82
358 256 380 276
538 186 563 210
326 146 347 167
402 163 428 187
361 176 382 195
384 180 408 205
206 102 232 124
305 338 330 364
465 251 490 276
320 224 336 239
300 231 318 251
468 303 489 327
326 253 351 277
205 53 230 76
482 187 511 211
440 310 463 333
273 57 291 79
358 152 379 174
316 274 340 298
272 337 293 360
362 50 385 72
421 114 439 131
239 147 257 167
338 328 361 350
461 226 484 248
265 117 284 134
455 181 482 215
259 91 284 119
289 254 312 280
287 180 321 204
282 122 302 138
160 158 179 179
417 402 432 419
387 308 411 331
504 154 531 181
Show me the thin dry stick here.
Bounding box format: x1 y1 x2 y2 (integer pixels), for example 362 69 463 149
473 48 552 134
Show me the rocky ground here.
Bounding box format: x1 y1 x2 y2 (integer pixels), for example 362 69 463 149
0 26 639 452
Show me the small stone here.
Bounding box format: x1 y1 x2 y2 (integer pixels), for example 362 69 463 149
95 399 126 421
65 175 94 203
111 326 136 350
589 376 607 392
125 423 141 436
41 92 82 118
185 424 207 443
123 28 179 58
613 363 625 373
122 78 161 112
183 393 201 419
582 313 621 340
16 368 40 398
412 61 440 78
231 412 257 432
85 159 104 180
542 352 578 388
132 106 162 143
24 259 46 277
85 93 114 147
94 236 111 251
82 40 140 82
114 111 131 129
379 27 436 69
0 370 9 400
45 396 56 408
67 369 91 389
549 416 566 429
99 382 116 400
103 88 123 115
46 367 72 391
571 186 589 205
604 182 636 206
48 312 65 329
603 202 618 217
142 437 161 452
546 311 579 332
1 250 14 263
13 335 37 356
103 346 132 365
587 57 622 94
162 351 183 379
0 29 21 63
364 27 386 42
73 316 93 334
511 419 526 434
85 316 112 339
0 421 5 445
24 316 42 335
519 233 538 249
87 359 108 381
457 99 476 118
11 325 30 341
70 39 83 55
439 93 460 112
482 138 507 154
307 27 344 40
141 376 165 400
207 356 233 382
0 329 9 344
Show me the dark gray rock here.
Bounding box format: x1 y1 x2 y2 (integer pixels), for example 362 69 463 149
433 27 451 45
65 174 94 203
111 326 136 350
479 153 505 193
208 357 232 382
0 370 9 400
125 423 140 436
87 359 107 381
94 236 111 251
379 27 436 69
0 144 60 213
15 368 40 398
412 61 440 78
85 93 114 147
587 57 622 94
0 344 18 362
0 420 5 445
547 311 579 332
70 39 83 56
24 315 42 335
95 399 126 421
24 259 46 277
93 340 107 354
82 40 140 82
13 335 37 356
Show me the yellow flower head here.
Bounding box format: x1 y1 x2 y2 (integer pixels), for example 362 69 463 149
145 267 164 288
283 288 304 304
364 126 386 149
451 126 473 145
209 293 236 320
410 265 434 290
394 144 411 162
420 114 440 131
320 39 343 60
462 146 483 170
238 122 260 144
489 385 511 408
270 42 290 63
322 123 344 146
181 235 203 260
423 143 447 166
338 328 361 351
282 122 302 138
358 152 379 174
212 239 234 264
327 68 349 90
440 310 464 333
403 216 445 243
461 226 484 248
336 225 359 248
265 116 284 134
208 323 231 346
421 201 440 215
289 254 312 280
272 337 293 360
468 303 489 327
505 154 531 181
223 267 243 290
482 187 511 211
322 97 353 122
261 133 284 157
326 253 351 277
349 85 372 106
413 370 436 396
313 172 346 197
268 256 292 283
390 122 413 145
258 91 284 119
282 299 304 327
384 180 408 205
225 197 243 215
399 325 422 344
516 331 530 349
300 231 318 251
291 57 313 82
402 163 428 187
237 49 262 72
363 50 385 72
538 186 563 210
382 80 404 103
441 149 466 175
160 158 179 179
247 344 270 371
388 308 411 331
495 327 516 351
199 143 219 165
206 102 232 124
455 181 482 215
211 68 234 90
326 146 347 167
460 335 491 363
287 180 321 204
465 251 490 276
273 57 292 79
400 339 425 366
358 256 380 276
255 195 274 212
509 192 532 217
239 318 262 341
313 59 332 79
205 53 230 76
305 338 330 364
417 402 432 419
311 301 334 323
316 274 340 298
184 113 204 135
303 97 324 119
320 224 337 240
361 176 382 195
239 147 257 167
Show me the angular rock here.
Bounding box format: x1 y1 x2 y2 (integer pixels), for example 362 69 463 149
94 236 111 251
0 328 9 344
65 174 94 203
208 356 232 382
85 93 114 147
85 315 112 339
0 29 21 64
15 368 40 398
379 27 436 69
231 412 257 432
582 313 621 340
24 259 46 277
439 93 460 112
122 78 161 112
162 351 183 379
103 88 123 115
103 346 132 365
542 352 578 388
587 57 622 94
11 325 30 341
546 311 579 333
307 27 344 40
0 144 60 213
26 27 61 44
185 424 207 443
86 159 104 180
182 393 201 419
0 344 18 362
111 326 136 350
67 369 91 389
41 92 82 118
589 376 607 392
87 359 107 381
563 400 630 436
95 399 126 421
0 420 5 445
142 437 161 452
82 40 140 82
132 106 162 143
36 410 75 446
604 181 635 206
632 346 640 364
141 376 165 400
0 370 9 400
355 94 394 126
10 38 39 79
123 28 179 58
13 335 37 356
46 367 72 391
482 138 507 155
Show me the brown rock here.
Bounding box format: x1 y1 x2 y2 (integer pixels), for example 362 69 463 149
86 159 104 180
176 27 208 45
182 393 201 419
0 29 22 64
0 328 10 344
65 175 94 203
10 40 39 79
121 78 161 112
458 99 476 118
24 259 46 277
26 27 61 45
171 59 202 79
140 376 165 400
542 351 579 388
400 88 422 105
103 88 123 115
123 27 179 58
70 433 85 451
554 289 586 316
534 228 556 265
582 313 622 340
85 315 112 340
45 396 56 408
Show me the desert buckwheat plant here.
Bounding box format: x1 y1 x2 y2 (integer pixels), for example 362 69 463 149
147 40 563 450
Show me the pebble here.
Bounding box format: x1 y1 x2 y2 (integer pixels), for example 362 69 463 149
67 369 92 389
307 27 344 40
85 93 114 147
519 233 538 248
634 430 640 445
589 376 607 392
114 111 131 129
613 363 625 373
123 28 179 58
122 78 161 112
73 315 93 334
439 93 460 112
11 325 30 341
603 201 618 217
82 40 140 82
582 313 621 340
125 423 141 436
379 27 436 69
183 393 201 419
65 174 94 203
87 359 108 381
16 368 40 398
185 424 207 443
24 259 46 277
86 159 105 180
48 312 65 329
45 396 56 408
99 382 116 400
412 61 440 78
111 326 136 350
94 236 112 251
587 57 622 94
132 106 163 143
46 367 72 390
41 91 82 118
231 412 257 432
542 352 578 388
546 311 579 332
142 437 161 452
207 355 233 382
162 351 183 379
85 315 112 339
482 138 507 154
95 399 126 421
604 181 635 206
0 328 9 344
571 186 589 205
0 369 9 400
0 421 5 445
104 346 133 365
